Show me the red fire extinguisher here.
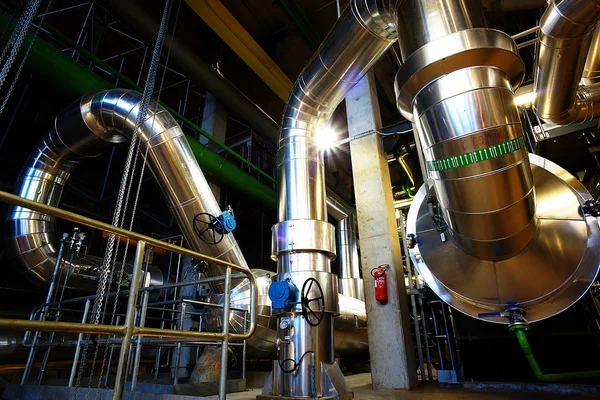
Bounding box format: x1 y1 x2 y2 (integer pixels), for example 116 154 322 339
371 264 389 304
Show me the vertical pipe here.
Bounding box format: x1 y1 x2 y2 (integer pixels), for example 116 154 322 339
219 267 232 400
173 302 186 385
131 289 150 391
70 299 92 387
21 237 67 384
399 210 425 380
112 240 146 400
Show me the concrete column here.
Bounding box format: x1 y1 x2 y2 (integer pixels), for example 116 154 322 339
346 71 417 390
201 92 228 201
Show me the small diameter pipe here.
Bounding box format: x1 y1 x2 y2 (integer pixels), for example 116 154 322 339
511 325 600 382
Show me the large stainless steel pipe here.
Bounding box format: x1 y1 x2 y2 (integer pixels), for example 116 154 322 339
326 195 363 301
5 100 163 291
395 0 529 260
534 0 600 124
583 27 600 85
7 89 249 292
400 0 600 324
271 1 396 397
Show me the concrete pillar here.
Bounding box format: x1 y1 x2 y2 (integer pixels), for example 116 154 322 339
201 92 228 201
346 71 417 390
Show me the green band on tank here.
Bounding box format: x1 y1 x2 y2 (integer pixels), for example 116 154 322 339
426 136 526 172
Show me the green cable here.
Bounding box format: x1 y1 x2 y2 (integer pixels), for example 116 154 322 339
510 325 600 382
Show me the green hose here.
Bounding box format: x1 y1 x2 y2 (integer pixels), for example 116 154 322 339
511 325 600 382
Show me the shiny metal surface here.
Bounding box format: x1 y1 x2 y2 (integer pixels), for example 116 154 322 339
7 89 249 293
338 278 365 302
271 220 336 263
396 0 487 60
413 66 535 259
407 154 600 323
209 270 368 358
583 27 600 85
534 0 600 124
81 90 250 290
5 95 161 291
272 1 397 395
395 28 525 120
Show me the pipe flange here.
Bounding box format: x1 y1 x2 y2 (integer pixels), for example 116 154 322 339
271 219 336 260
394 28 525 120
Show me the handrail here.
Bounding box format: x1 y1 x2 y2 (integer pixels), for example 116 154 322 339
0 189 257 399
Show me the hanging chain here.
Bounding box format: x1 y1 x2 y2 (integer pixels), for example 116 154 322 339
0 0 54 117
72 0 175 397
0 0 44 92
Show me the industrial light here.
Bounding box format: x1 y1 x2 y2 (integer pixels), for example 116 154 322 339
514 91 537 106
315 126 338 150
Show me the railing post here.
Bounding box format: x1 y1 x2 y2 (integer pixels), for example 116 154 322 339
112 240 146 400
219 267 232 400
69 299 91 387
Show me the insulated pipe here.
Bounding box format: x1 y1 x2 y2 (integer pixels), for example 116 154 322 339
5 104 163 291
270 1 397 397
583 27 600 85
7 89 249 293
534 0 600 124
326 195 363 301
395 0 528 260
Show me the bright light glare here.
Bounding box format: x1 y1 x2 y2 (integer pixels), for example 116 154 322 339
514 91 536 106
315 126 338 150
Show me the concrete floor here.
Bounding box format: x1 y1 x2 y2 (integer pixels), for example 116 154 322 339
219 373 598 399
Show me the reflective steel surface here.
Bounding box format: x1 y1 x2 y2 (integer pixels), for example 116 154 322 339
534 0 600 124
208 269 368 358
582 26 600 85
272 1 398 395
394 28 524 120
413 67 535 259
396 0 487 60
6 89 249 293
407 154 600 323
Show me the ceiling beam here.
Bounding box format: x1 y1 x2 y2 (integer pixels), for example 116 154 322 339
184 0 293 101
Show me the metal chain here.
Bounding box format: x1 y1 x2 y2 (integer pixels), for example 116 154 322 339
0 0 44 92
73 0 175 396
0 0 54 117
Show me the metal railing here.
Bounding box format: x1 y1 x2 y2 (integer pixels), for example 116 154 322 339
0 190 257 400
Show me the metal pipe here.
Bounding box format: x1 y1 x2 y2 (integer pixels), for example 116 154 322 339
113 240 145 400
69 299 91 387
219 267 232 400
396 0 529 260
7 88 250 292
534 0 600 124
511 26 540 40
270 1 396 395
583 26 600 85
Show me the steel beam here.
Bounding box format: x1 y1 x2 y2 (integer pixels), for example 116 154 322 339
184 0 293 101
